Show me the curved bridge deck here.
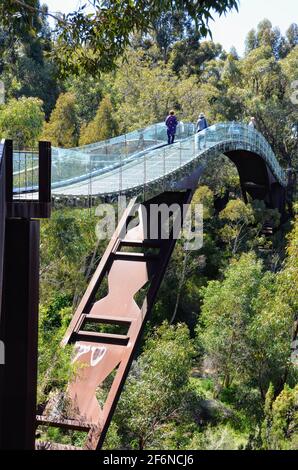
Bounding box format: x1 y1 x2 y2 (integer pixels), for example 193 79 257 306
53 122 287 198
14 122 286 204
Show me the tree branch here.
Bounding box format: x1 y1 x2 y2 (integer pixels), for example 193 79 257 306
11 0 68 24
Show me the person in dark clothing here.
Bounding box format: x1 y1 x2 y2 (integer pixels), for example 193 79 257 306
165 110 178 145
196 112 209 150
196 113 208 133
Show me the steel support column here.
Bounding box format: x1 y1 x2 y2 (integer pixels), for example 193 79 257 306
0 139 50 449
0 219 40 449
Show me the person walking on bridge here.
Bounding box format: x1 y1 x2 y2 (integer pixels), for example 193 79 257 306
249 117 257 129
165 110 178 145
196 113 209 150
196 113 208 133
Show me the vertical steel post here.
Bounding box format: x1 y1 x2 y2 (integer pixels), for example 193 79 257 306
5 140 13 204
0 219 40 449
0 141 6 449
39 141 51 204
0 141 6 316
0 139 51 449
39 141 51 217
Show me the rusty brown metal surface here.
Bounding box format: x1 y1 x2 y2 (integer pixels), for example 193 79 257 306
0 139 51 449
0 141 6 448
0 140 6 321
0 219 40 449
34 142 290 450
36 186 196 450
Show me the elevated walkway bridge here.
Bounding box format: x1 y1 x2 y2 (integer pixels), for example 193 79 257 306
1 120 292 451
13 122 287 212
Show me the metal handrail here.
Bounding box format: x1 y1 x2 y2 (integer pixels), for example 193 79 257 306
12 122 287 196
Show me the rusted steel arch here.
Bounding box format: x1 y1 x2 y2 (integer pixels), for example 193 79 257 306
36 190 199 450
224 149 286 214
165 147 287 219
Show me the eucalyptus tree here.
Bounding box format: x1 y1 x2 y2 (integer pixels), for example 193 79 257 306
0 1 239 75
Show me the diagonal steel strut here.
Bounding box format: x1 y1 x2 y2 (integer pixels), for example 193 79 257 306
36 189 196 450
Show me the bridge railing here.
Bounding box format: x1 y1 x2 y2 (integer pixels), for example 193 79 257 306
12 121 286 198
12 148 39 195
199 122 287 185
12 122 195 193
122 122 287 195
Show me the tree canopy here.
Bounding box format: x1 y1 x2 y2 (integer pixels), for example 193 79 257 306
79 95 118 145
0 2 298 451
0 96 44 148
0 1 239 74
41 92 79 147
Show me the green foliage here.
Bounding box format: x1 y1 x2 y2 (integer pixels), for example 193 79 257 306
150 10 195 61
197 253 264 389
187 425 246 450
0 96 44 148
0 4 295 450
0 2 59 118
218 198 280 255
278 216 298 314
245 20 295 59
79 96 118 145
0 1 43 37
38 301 75 405
42 92 79 147
192 186 214 220
238 43 297 167
247 272 294 398
12 58 59 119
171 39 223 76
197 228 297 398
199 155 240 197
44 0 239 75
261 384 298 449
35 203 298 450
40 208 102 304
102 422 122 450
115 322 195 449
38 208 105 408
66 75 104 124
219 199 255 253
112 49 179 132
40 294 72 333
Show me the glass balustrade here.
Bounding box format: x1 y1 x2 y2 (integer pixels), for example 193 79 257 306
12 121 286 196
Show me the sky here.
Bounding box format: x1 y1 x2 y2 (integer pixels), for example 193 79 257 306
44 0 298 56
